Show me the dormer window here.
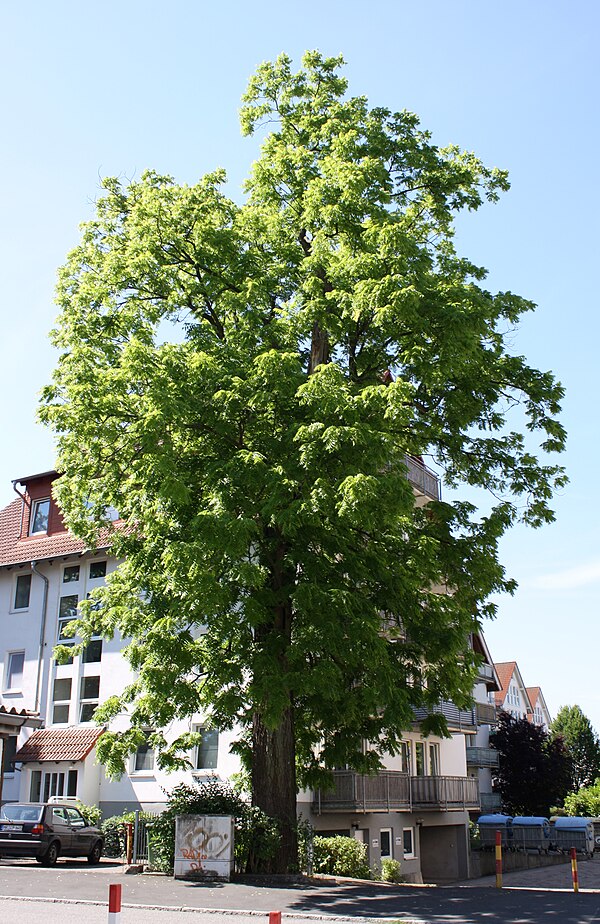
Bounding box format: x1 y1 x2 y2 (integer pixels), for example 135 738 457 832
30 499 50 534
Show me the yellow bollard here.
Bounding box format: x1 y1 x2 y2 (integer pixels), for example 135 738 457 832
495 830 502 889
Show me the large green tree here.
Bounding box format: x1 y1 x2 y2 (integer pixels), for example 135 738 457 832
551 705 600 790
40 52 566 871
490 712 571 816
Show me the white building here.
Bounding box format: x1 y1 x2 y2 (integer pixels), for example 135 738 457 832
1 466 490 882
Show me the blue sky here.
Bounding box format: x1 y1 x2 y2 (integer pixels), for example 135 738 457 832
1 2 598 729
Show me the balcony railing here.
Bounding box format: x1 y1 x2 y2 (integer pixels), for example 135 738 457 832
475 702 498 726
405 456 441 501
412 700 477 733
479 792 502 813
476 663 496 684
313 770 480 814
466 746 499 769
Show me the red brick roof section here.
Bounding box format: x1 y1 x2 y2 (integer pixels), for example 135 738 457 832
0 706 39 719
493 661 517 707
14 727 104 763
0 497 107 568
526 686 541 708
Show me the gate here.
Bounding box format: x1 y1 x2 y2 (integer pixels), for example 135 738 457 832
132 810 161 863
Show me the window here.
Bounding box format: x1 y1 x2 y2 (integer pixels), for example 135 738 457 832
52 677 71 724
403 827 415 859
2 735 17 775
400 741 411 774
89 560 107 580
79 675 100 722
58 595 78 639
30 499 50 534
429 743 440 776
415 741 425 776
67 769 78 798
14 574 32 610
63 565 80 583
194 727 219 770
44 773 65 801
30 769 42 802
6 651 25 690
133 733 155 773
82 639 103 663
380 828 393 859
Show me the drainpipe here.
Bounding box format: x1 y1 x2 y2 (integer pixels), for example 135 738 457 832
31 561 50 714
11 479 27 539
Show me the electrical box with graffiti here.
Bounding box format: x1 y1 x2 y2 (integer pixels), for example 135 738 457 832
174 814 235 880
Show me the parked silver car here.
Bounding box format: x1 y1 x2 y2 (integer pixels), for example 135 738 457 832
0 803 103 865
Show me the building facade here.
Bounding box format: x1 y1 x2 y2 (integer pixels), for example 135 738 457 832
0 465 487 882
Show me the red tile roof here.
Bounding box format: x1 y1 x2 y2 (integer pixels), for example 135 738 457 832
493 661 517 707
0 497 110 568
15 727 104 763
526 686 541 708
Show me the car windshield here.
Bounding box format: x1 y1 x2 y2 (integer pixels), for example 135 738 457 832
1 804 44 822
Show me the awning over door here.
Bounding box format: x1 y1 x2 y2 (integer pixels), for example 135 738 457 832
14 726 104 763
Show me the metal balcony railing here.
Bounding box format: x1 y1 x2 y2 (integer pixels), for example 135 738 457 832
313 770 480 814
412 700 477 733
466 746 499 768
479 791 502 813
404 457 441 501
475 702 498 726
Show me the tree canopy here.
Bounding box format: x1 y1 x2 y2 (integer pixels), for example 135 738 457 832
490 712 571 816
551 705 600 791
40 51 566 870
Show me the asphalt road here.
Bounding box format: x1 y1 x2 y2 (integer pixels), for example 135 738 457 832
1 860 600 924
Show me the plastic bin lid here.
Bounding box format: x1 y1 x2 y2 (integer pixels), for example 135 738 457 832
554 817 594 829
512 817 549 826
477 814 513 825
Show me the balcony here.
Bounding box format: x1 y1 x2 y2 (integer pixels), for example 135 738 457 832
405 456 441 501
313 770 480 814
466 746 499 769
475 702 498 726
412 700 477 733
476 662 496 685
479 792 502 813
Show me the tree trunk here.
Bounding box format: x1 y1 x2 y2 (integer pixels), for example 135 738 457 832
252 703 298 872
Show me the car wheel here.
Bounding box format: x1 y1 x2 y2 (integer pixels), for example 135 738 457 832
87 841 103 865
41 842 59 866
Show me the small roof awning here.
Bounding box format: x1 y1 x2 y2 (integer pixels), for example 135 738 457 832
14 726 104 763
0 706 42 738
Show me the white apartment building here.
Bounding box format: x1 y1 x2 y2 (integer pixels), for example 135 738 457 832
0 465 490 882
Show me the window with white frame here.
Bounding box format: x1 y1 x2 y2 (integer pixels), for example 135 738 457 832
14 573 32 610
79 676 100 722
194 726 219 770
52 677 72 724
132 732 155 773
58 594 78 639
89 560 107 580
400 741 411 774
5 651 25 690
63 565 80 583
428 742 440 776
403 827 415 859
380 827 393 859
30 499 50 534
415 741 425 776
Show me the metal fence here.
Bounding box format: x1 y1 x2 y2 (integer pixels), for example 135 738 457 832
131 810 161 863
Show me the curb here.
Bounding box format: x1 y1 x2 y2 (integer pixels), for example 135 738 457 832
0 894 423 922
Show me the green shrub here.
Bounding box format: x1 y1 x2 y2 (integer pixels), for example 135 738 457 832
75 801 102 827
381 857 402 882
148 779 281 874
312 835 371 879
101 812 136 858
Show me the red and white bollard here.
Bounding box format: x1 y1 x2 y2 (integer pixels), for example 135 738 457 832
571 847 579 893
108 883 122 922
269 913 282 924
